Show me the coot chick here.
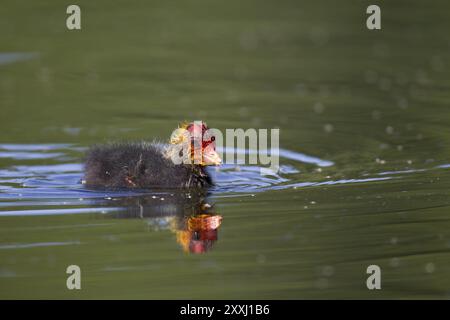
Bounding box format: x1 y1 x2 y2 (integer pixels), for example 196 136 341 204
83 121 221 189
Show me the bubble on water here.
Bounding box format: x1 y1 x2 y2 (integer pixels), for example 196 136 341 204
304 205 308 209
103 235 119 242
240 30 258 51
379 143 389 150
256 254 266 264
372 110 381 120
160 198 165 201
390 237 398 245
251 117 262 126
386 126 394 135
37 67 51 83
416 133 423 140
238 107 249 117
313 102 325 114
416 69 431 85
397 145 403 151
322 265 334 277
282 232 294 241
310 201 316 205
86 71 99 86
375 158 386 164
425 262 435 274
406 160 413 165
396 97 409 109
315 168 322 173
63 127 81 136
294 83 307 96
226 90 240 103
324 124 334 133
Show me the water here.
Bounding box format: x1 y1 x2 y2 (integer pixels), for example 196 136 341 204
1 0 450 299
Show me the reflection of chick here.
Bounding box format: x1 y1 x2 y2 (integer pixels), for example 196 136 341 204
102 192 223 254
175 214 223 254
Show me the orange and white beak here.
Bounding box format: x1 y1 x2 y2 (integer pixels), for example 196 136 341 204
202 146 222 166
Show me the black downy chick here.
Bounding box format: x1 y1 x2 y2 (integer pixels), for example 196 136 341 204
83 122 221 189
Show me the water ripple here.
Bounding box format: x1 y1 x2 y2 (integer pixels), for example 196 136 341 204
0 143 447 216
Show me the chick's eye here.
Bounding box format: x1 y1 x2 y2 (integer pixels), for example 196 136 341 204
211 136 215 142
179 150 183 157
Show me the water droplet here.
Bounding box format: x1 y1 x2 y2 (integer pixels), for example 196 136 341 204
322 265 334 277
372 110 381 120
324 124 334 133
313 102 325 114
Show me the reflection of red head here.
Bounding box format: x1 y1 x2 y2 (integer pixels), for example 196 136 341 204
188 214 222 231
176 214 222 254
189 240 208 254
196 229 218 241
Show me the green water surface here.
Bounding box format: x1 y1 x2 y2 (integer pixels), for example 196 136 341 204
0 0 450 299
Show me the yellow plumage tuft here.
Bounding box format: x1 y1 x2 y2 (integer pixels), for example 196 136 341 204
169 128 188 144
